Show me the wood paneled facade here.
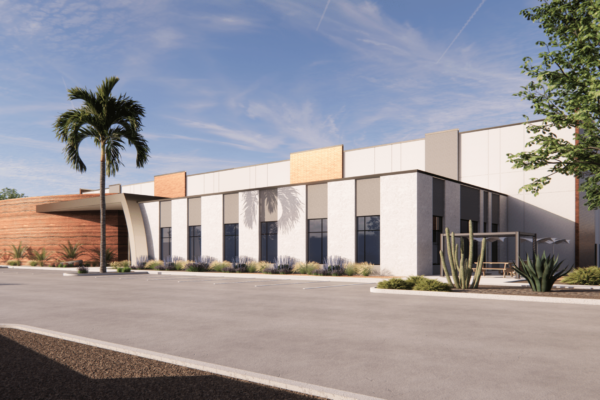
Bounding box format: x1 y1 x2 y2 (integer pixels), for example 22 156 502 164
0 195 128 263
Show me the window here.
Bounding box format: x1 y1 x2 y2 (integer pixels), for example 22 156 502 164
357 216 380 265
261 222 278 262
432 216 443 265
189 226 201 261
224 223 238 262
308 219 327 263
491 223 498 262
161 227 172 261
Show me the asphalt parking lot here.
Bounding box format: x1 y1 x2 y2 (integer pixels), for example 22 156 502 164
2 268 600 399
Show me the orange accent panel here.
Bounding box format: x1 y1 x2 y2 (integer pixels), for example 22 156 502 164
154 172 186 198
0 194 128 263
290 145 343 184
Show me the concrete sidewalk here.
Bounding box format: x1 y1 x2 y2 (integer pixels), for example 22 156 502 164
2 269 600 399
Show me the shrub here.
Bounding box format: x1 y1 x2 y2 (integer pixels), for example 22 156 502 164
144 260 164 270
247 260 270 273
514 252 572 292
31 248 53 266
111 260 130 269
563 266 600 285
57 241 85 261
29 261 38 266
174 259 187 271
377 276 452 292
344 263 359 276
9 242 29 264
209 260 232 272
78 266 89 274
377 278 413 290
358 262 374 276
293 261 320 275
117 266 131 273
7 260 20 266
412 278 452 292
88 247 116 264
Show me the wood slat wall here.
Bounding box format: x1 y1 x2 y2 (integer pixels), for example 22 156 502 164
0 194 128 263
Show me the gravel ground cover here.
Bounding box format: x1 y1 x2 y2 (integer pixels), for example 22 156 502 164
453 285 600 299
0 328 323 400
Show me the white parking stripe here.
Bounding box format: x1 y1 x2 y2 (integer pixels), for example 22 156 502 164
302 283 373 290
255 282 318 287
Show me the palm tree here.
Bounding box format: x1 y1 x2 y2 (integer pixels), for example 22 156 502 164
54 77 150 273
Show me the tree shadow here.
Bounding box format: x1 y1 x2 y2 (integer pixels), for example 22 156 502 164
241 191 258 230
276 187 304 234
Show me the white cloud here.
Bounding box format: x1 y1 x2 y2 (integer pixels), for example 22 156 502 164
247 101 339 149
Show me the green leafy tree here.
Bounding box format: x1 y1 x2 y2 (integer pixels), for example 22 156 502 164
54 77 150 273
508 0 600 209
0 188 25 200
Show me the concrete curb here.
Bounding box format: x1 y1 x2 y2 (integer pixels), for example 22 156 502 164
63 271 149 277
0 265 78 271
0 324 382 400
370 287 600 306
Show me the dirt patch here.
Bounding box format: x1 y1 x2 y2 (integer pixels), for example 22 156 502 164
453 285 600 299
0 328 323 400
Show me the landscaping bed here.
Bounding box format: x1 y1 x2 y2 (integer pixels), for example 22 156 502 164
452 285 600 299
0 328 322 400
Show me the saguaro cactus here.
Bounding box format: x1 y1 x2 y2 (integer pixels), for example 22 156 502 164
439 220 486 289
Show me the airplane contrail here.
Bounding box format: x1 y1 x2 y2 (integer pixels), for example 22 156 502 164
436 0 487 63
316 0 332 31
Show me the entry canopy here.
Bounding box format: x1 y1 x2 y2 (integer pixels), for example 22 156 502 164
520 237 570 245
36 193 165 265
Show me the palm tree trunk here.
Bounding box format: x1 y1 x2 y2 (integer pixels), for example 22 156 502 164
100 142 106 273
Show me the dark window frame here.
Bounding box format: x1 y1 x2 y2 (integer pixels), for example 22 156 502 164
188 225 201 261
260 221 278 262
224 223 239 262
357 215 380 265
161 227 172 261
307 218 328 263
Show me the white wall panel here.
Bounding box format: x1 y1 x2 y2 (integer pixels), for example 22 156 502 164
201 194 223 261
186 174 205 196
249 167 257 189
401 140 425 170
381 173 418 276
277 185 306 262
204 173 216 194
328 180 355 263
488 174 500 192
375 145 392 174
219 167 251 193
488 129 501 175
499 125 524 173
344 148 374 178
460 130 489 178
139 202 159 260
500 171 524 196
255 164 268 188
268 161 290 187
239 190 260 261
171 199 188 259
122 182 154 196
391 143 402 172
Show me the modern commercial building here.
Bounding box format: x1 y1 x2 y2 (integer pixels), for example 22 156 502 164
0 120 595 275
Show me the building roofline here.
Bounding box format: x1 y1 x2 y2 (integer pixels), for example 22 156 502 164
460 119 545 134
138 169 507 204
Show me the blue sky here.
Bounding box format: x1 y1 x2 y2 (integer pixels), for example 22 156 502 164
0 0 544 197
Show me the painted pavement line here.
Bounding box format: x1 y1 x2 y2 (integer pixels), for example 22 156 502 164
255 282 319 287
303 283 374 290
0 324 382 400
213 280 289 285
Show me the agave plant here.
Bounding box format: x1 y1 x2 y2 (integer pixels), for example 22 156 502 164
10 242 29 263
439 220 486 289
88 246 115 264
31 248 53 267
514 252 572 292
57 241 85 261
